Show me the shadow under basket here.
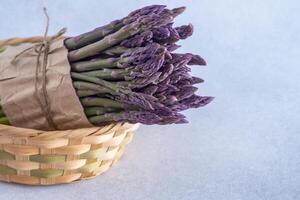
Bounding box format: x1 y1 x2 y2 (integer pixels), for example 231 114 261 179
0 123 139 185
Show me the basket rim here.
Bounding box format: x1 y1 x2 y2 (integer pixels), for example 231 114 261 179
0 123 139 139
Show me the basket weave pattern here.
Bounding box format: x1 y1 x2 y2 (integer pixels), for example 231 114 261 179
0 123 139 185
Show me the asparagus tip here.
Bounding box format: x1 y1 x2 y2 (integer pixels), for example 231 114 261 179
171 6 186 17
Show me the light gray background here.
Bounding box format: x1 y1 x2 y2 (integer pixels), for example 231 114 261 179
0 0 299 199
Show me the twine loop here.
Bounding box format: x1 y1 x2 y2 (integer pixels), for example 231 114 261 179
12 8 67 130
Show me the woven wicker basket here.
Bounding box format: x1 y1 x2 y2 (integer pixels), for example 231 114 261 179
0 123 139 185
0 35 140 185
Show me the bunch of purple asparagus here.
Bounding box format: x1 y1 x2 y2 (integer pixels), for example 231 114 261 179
64 5 213 125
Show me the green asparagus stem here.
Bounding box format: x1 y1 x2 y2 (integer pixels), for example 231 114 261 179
0 105 10 125
87 109 162 124
88 115 113 124
71 58 118 72
102 46 134 56
71 72 122 93
81 69 128 80
0 109 6 117
73 81 111 93
64 20 124 50
67 6 186 61
84 106 121 116
68 24 139 62
76 90 105 97
0 117 10 125
71 72 156 111
112 80 151 89
81 97 125 109
65 5 179 51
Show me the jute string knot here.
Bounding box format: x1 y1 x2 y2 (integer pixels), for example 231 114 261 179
12 8 67 130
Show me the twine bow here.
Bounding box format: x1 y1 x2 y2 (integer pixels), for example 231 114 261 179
12 8 67 130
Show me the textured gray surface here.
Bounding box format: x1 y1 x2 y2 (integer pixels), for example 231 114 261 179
0 0 299 199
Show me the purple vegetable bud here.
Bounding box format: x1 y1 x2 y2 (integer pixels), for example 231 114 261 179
152 26 171 41
171 95 214 111
169 7 186 17
131 71 162 88
174 79 191 87
156 94 167 101
112 110 162 125
183 95 214 108
155 84 180 99
157 112 187 125
174 118 189 124
163 95 178 105
165 51 172 60
176 86 198 101
135 12 174 31
157 64 174 83
124 5 167 24
129 111 162 124
154 85 168 94
176 66 191 73
167 26 181 43
173 76 203 88
140 85 159 95
117 92 154 110
172 53 206 66
167 84 180 92
106 109 188 125
152 102 173 114
158 63 174 82
169 71 192 84
165 43 181 52
155 77 179 93
120 43 164 67
120 31 153 48
187 53 207 65
142 50 165 76
153 25 180 44
156 7 186 21
191 76 204 84
170 53 192 70
115 43 166 82
160 76 170 85
175 24 194 39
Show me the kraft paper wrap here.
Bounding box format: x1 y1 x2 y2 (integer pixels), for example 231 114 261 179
0 38 93 130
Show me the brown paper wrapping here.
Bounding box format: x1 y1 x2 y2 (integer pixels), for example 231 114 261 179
0 38 93 130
